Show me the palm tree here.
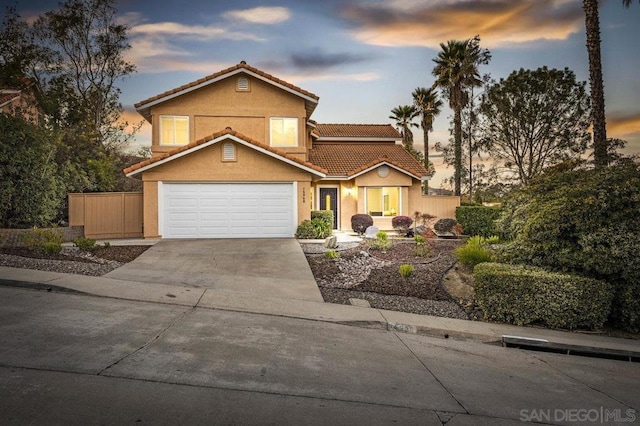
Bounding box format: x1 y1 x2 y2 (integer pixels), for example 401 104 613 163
583 0 637 168
432 36 490 196
412 87 442 176
389 105 419 151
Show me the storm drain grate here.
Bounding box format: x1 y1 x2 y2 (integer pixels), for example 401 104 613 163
502 335 640 363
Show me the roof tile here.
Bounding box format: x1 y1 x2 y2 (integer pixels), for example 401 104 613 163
315 124 401 139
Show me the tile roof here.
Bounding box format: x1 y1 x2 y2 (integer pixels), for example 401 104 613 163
0 92 20 108
124 127 327 177
308 143 429 178
134 61 319 121
315 124 401 139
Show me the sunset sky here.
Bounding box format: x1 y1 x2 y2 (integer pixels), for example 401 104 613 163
6 0 640 187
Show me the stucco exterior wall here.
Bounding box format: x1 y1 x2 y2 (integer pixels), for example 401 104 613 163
141 140 314 238
354 167 413 187
148 74 309 159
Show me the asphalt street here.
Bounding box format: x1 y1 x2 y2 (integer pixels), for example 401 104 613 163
0 286 638 425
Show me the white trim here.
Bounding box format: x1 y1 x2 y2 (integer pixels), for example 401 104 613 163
136 68 318 111
292 181 298 236
126 133 326 178
316 185 340 230
157 181 164 238
348 161 421 180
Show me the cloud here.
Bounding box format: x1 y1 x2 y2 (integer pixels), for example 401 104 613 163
290 51 371 70
222 6 291 25
341 0 584 49
129 22 262 42
608 113 640 155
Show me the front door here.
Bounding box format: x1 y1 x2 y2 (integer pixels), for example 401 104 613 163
319 187 338 229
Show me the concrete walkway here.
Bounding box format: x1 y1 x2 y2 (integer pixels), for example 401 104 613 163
104 239 323 302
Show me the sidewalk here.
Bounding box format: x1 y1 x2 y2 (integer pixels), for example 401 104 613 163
1 265 638 358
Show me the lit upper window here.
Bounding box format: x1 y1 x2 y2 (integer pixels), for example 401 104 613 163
270 117 298 147
160 116 189 146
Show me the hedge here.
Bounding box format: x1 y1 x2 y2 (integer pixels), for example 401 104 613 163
474 263 612 330
351 214 373 234
456 205 501 238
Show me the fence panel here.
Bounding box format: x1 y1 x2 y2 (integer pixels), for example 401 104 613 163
412 195 461 219
68 192 143 239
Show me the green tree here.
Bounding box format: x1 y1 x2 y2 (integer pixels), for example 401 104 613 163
0 115 64 227
432 36 490 196
389 104 419 152
479 67 590 185
411 87 442 177
583 0 638 168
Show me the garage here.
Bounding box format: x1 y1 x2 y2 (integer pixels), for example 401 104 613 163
162 183 295 238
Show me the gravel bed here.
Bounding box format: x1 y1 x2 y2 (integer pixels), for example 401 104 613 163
300 242 361 254
0 253 124 276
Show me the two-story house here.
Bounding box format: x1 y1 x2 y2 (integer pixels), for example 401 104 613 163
124 61 457 239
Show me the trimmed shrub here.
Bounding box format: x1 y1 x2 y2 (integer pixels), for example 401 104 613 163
391 215 413 233
42 241 62 255
295 218 332 239
311 210 334 228
456 205 501 238
474 263 613 330
399 264 414 278
371 231 391 251
497 160 640 331
351 214 373 234
434 218 457 233
73 237 96 251
455 236 493 268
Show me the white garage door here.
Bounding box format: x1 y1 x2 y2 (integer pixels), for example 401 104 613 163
162 183 295 238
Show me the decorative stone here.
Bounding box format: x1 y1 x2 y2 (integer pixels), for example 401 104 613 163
324 235 338 249
364 226 379 239
359 251 370 257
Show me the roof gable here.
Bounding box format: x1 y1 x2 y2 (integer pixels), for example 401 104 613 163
308 143 428 180
135 61 319 121
124 128 327 178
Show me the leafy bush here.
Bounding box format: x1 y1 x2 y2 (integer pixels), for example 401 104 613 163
413 235 426 244
455 236 493 267
371 231 392 251
497 160 640 331
399 264 414 278
295 218 332 239
434 218 458 233
391 216 413 233
73 237 96 251
103 241 111 248
42 241 62 255
474 263 613 330
311 210 334 229
325 249 340 260
351 214 373 234
19 228 64 252
456 205 501 238
413 243 431 258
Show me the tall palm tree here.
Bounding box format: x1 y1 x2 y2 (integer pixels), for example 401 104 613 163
412 87 442 176
389 105 419 150
584 0 637 168
432 36 490 196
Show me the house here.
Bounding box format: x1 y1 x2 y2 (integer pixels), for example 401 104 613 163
124 61 459 239
0 80 39 122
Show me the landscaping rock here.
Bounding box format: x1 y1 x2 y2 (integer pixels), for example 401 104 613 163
364 226 379 239
324 235 338 249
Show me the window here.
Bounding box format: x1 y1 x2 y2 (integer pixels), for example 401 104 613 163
237 77 249 91
270 118 298 147
366 187 400 217
160 116 189 146
222 142 236 161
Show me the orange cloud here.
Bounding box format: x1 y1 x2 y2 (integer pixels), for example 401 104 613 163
343 0 584 48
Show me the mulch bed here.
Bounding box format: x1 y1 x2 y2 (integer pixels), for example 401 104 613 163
0 245 150 264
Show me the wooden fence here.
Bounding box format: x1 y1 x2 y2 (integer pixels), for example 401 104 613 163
412 195 461 219
68 192 143 239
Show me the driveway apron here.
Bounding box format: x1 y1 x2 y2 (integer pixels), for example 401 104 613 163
104 239 323 302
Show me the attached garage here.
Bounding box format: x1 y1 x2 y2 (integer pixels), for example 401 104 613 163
161 183 295 238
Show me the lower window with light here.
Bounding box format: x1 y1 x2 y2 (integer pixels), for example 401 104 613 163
366 187 400 217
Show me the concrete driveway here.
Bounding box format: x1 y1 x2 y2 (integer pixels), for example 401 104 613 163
104 239 323 302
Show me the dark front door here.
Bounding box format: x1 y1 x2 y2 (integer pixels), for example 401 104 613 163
319 187 338 229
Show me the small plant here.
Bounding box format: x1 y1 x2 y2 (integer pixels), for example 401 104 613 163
413 244 431 258
73 237 96 251
452 223 465 236
413 235 426 244
325 249 340 260
103 241 111 248
19 228 64 252
42 241 62 255
351 214 373 234
455 236 493 267
399 264 414 278
371 230 392 251
296 218 332 239
486 235 500 245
